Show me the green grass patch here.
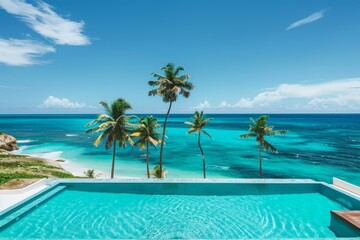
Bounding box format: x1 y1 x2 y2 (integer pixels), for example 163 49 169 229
0 161 60 169
0 172 47 185
50 171 74 178
0 154 25 159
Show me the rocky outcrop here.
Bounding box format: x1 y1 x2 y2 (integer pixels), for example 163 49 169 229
0 133 19 151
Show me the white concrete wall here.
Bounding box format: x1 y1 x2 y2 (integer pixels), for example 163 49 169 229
0 178 49 194
0 179 50 212
333 177 360 196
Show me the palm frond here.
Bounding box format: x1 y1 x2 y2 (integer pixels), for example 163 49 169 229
187 128 198 134
99 101 112 116
240 133 257 139
148 136 159 147
131 132 141 137
148 89 158 96
85 119 98 127
174 66 184 75
263 140 278 153
94 130 110 147
184 121 194 126
202 130 212 139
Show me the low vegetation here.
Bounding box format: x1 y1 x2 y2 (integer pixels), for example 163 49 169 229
0 153 74 189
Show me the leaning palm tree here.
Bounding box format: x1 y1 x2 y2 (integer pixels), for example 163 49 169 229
240 115 286 178
184 111 212 178
131 116 161 178
85 98 134 178
148 63 194 178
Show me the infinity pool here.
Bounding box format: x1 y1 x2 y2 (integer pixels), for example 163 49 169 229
0 180 359 239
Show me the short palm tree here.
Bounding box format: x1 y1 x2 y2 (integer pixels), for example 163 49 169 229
131 116 161 178
84 169 95 178
151 165 167 178
240 115 286 178
85 98 134 178
184 111 212 178
148 63 194 178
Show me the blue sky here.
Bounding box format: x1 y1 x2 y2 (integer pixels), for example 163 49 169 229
1 0 360 113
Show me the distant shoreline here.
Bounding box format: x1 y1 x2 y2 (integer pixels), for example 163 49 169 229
18 152 110 178
1 113 360 116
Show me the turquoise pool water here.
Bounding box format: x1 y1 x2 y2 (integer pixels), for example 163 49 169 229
0 182 358 239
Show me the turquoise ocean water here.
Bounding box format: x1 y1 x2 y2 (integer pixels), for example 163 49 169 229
0 114 359 185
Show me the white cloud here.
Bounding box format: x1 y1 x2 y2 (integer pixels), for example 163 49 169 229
286 10 325 31
39 96 87 109
0 0 90 45
193 78 360 112
193 100 233 110
218 101 231 108
233 98 254 109
0 38 55 66
193 100 211 110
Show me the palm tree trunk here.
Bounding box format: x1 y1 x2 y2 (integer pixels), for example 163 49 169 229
159 101 172 178
146 141 150 178
258 143 262 178
198 133 206 178
111 140 117 179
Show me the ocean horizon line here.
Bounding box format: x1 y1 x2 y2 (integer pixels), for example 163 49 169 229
1 112 360 116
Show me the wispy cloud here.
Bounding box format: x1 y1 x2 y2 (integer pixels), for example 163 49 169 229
286 10 325 31
193 78 360 112
0 38 55 66
39 96 89 109
0 0 90 45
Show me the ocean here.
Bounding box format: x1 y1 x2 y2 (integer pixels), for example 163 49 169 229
0 114 359 185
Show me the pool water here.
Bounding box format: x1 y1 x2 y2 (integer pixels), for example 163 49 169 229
0 182 354 239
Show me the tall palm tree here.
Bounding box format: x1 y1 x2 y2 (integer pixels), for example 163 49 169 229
148 63 194 178
131 116 161 178
184 111 212 178
240 115 287 178
85 98 134 178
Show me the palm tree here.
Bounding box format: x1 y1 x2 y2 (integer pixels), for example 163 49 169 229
84 169 95 178
148 63 194 178
151 165 167 178
240 115 286 178
131 116 161 178
85 98 134 178
184 111 212 178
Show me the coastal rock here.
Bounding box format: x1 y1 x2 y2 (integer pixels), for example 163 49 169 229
0 133 19 151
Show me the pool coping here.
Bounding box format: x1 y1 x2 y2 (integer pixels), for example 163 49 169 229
3 178 360 212
0 178 319 217
2 178 358 216
48 177 319 184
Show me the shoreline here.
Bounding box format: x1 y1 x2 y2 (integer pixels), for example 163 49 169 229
57 159 110 178
23 153 111 178
10 145 109 178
